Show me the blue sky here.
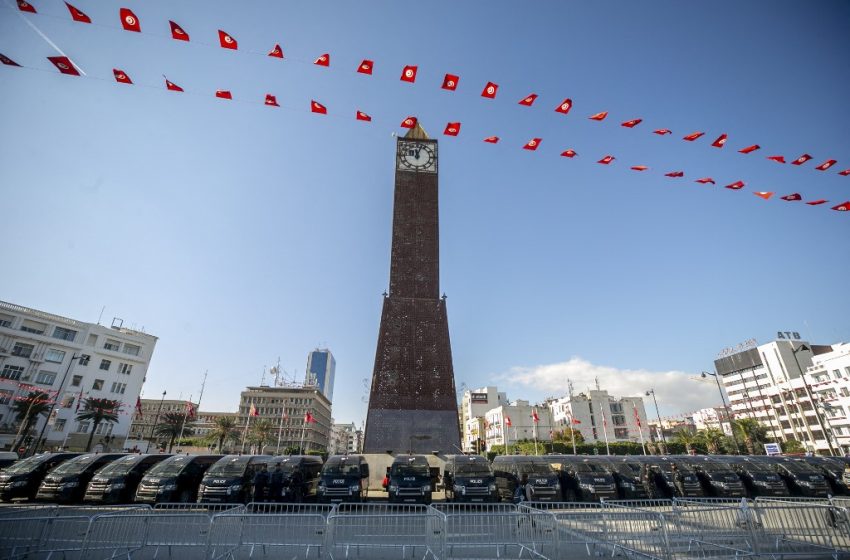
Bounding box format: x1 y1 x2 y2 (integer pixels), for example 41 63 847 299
2 1 848 425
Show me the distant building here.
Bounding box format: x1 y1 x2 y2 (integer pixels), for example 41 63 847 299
549 390 649 445
305 349 335 402
127 398 198 450
483 400 555 451
0 300 157 452
238 386 331 454
459 387 508 451
691 407 732 435
329 422 361 454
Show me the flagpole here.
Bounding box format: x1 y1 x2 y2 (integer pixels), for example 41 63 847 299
175 395 192 452
241 399 253 454
299 416 306 455
532 408 539 456
634 403 647 455
276 400 287 455
569 415 577 454
600 403 611 456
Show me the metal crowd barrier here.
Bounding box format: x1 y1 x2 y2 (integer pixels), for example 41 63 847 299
243 502 335 517
208 512 328 560
0 514 91 559
82 511 212 559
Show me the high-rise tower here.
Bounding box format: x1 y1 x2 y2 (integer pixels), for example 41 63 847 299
305 348 335 402
363 124 461 454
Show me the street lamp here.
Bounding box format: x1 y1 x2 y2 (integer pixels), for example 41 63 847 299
33 354 84 455
791 343 837 456
701 371 741 454
645 389 667 447
145 391 167 453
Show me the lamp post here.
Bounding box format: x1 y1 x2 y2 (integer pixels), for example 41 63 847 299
32 353 83 455
701 371 741 454
145 391 167 453
645 389 667 448
791 343 837 456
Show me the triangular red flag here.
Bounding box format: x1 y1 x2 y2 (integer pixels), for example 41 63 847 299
554 98 573 114
65 2 90 23
621 118 642 128
588 111 608 121
683 131 704 141
48 56 79 76
120 8 141 32
711 134 728 148
219 30 237 49
753 191 774 200
442 74 459 91
268 44 283 58
816 159 837 171
400 65 417 83
443 122 461 136
483 136 499 144
725 180 745 190
597 155 615 164
738 144 760 154
401 116 417 128
767 155 786 164
0 53 21 67
17 0 36 13
314 53 330 66
523 138 541 150
265 94 279 107
481 82 498 99
631 165 649 171
518 93 538 106
791 154 812 165
357 59 373 74
806 199 827 206
832 201 850 211
665 171 684 178
560 149 577 158
780 193 802 201
311 100 327 114
165 78 183 92
169 21 189 41
215 90 232 100
839 169 850 176
356 110 371 122
695 177 715 184
112 68 132 84
653 129 672 135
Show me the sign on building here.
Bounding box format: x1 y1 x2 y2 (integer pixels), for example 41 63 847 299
470 393 488 403
764 442 782 456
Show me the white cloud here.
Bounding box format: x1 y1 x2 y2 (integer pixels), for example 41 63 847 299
495 356 718 417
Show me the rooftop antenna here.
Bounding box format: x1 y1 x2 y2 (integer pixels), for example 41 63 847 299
97 306 105 325
594 377 601 391
273 357 281 386
567 378 574 399
260 366 267 387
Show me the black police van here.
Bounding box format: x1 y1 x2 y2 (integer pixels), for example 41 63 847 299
492 455 560 503
135 454 221 503
767 457 830 497
549 456 617 502
85 454 172 503
198 455 274 503
443 454 499 503
645 458 704 498
604 459 649 499
727 457 788 497
387 454 434 504
0 452 80 502
36 453 125 503
274 455 323 502
686 458 746 498
318 454 369 503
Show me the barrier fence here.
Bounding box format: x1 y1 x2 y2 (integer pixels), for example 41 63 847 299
0 498 848 559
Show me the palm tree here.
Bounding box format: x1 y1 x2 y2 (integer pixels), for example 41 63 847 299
207 416 238 453
698 428 726 454
733 418 769 455
675 428 698 455
248 419 275 453
11 391 51 451
154 412 194 452
75 398 121 452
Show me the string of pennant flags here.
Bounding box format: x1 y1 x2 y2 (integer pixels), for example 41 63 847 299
4 0 849 212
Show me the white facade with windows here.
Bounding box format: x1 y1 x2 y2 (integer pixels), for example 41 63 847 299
328 422 362 455
483 399 555 450
459 386 508 451
0 300 157 452
549 390 649 445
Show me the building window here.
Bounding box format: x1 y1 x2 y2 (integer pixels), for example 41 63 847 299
52 326 77 342
70 375 83 387
0 390 13 405
45 349 66 363
0 313 14 328
78 354 91 366
613 428 629 438
834 370 842 380
118 363 133 375
77 421 90 433
53 418 66 432
122 343 141 356
103 339 121 352
1 365 25 381
19 320 47 335
99 359 111 371
95 423 114 435
92 379 104 391
11 342 34 358
110 382 127 394
35 370 57 385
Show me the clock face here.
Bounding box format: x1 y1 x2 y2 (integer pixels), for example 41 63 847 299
397 141 437 173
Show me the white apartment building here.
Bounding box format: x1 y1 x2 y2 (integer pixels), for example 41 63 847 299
459 387 508 452
237 386 331 454
0 300 157 452
691 407 733 435
125 398 201 451
328 422 362 455
714 335 849 455
549 390 650 445
483 399 555 450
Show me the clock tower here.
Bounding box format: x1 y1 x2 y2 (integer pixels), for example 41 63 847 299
363 123 461 454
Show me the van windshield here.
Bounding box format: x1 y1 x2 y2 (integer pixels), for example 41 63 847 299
51 454 99 475
206 457 250 476
516 462 552 475
323 461 360 476
1 454 50 474
455 462 491 475
147 456 191 477
392 463 429 477
96 455 141 476
571 462 607 473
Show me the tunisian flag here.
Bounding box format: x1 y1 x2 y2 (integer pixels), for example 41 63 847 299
444 122 461 136
554 98 573 114
588 111 608 121
738 144 760 154
264 94 279 107
725 181 745 190
791 154 812 165
48 56 80 76
483 136 499 144
215 90 232 100
832 201 850 211
532 409 540 423
711 134 728 148
219 30 237 49
816 159 837 171
518 93 538 106
165 78 183 92
442 74 459 90
113 68 132 84
310 100 327 114
65 2 91 23
653 129 672 135
695 177 716 184
17 0 36 13
597 155 615 165
0 53 21 67
401 116 418 129
781 193 802 201
120 8 141 32
249 404 259 417
305 411 317 423
357 59 373 74
268 44 283 58
767 155 786 164
170 21 189 41
356 111 371 122
481 81 498 98
314 53 330 66
504 416 512 427
621 118 642 128
683 131 704 141
665 171 684 178
400 65 418 83
561 150 577 158
523 138 542 151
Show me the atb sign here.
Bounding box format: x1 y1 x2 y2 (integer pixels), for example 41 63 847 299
764 442 782 456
